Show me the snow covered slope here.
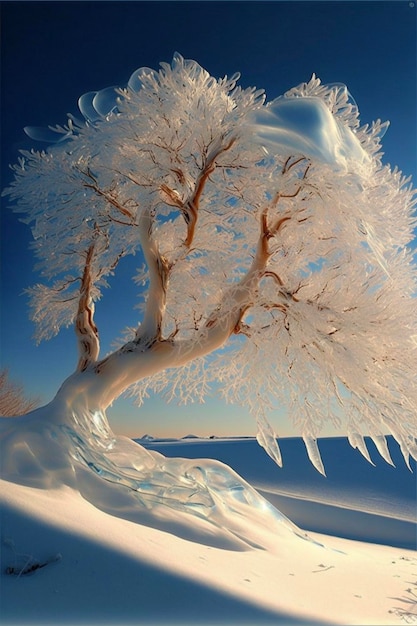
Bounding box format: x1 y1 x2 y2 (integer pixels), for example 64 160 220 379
143 436 416 549
1 435 416 625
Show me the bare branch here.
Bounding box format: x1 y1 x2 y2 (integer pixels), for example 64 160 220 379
0 369 40 416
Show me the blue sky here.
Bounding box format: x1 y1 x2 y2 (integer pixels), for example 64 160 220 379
1 1 416 438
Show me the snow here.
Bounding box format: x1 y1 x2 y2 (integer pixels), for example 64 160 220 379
1 428 416 626
249 93 371 171
142 436 416 546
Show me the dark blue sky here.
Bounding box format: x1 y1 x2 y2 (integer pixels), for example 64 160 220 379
1 1 416 437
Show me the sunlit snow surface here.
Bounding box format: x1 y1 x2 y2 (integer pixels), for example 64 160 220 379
143 435 416 550
0 407 320 551
2 417 416 625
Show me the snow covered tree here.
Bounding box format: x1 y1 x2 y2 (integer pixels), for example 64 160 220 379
2 54 417 487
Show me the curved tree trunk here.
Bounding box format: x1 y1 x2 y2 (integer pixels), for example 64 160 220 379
53 315 238 425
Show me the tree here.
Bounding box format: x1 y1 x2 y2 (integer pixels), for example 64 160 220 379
2 54 417 479
0 369 39 416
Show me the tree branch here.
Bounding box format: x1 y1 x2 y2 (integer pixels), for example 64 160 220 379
92 199 275 402
171 207 279 363
134 137 238 345
187 163 310 354
160 138 237 252
93 152 311 399
134 208 171 345
75 243 100 372
186 138 236 246
81 167 136 221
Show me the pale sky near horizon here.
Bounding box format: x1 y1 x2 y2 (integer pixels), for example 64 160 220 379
1 1 416 438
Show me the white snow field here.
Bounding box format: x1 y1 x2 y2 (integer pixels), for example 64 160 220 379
1 429 416 626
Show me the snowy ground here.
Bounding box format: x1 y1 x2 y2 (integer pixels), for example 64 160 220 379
1 434 416 626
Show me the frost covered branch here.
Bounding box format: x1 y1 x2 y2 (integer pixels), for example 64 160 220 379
134 207 171 344
75 242 100 371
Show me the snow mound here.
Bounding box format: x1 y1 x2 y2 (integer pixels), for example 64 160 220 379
0 406 319 552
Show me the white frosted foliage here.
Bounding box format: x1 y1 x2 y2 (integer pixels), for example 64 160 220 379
2 54 417 476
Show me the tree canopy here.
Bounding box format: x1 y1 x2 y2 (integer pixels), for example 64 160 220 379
3 54 417 472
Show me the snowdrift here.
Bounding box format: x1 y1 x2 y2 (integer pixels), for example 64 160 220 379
1 427 416 625
143 435 416 549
